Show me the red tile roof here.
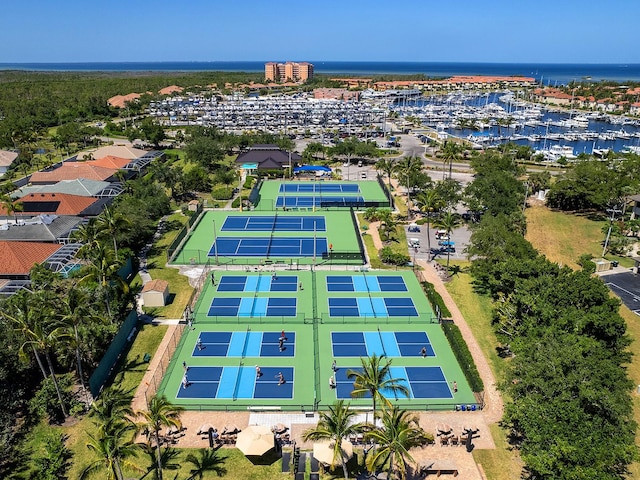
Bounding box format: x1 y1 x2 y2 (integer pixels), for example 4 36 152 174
87 155 131 169
6 192 98 215
0 241 62 275
29 163 117 184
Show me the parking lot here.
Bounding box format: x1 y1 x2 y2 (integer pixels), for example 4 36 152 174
404 221 472 263
601 270 640 316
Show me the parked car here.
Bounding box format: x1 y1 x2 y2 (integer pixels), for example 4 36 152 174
408 223 420 232
438 240 455 247
435 229 448 239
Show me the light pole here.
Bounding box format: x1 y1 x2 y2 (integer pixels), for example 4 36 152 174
212 218 218 264
602 206 622 257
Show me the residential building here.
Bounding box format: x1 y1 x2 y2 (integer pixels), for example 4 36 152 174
265 62 314 83
235 144 302 170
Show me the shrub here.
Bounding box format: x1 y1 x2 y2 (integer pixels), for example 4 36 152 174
441 323 484 392
379 246 409 266
243 176 255 189
421 281 451 317
231 198 241 208
29 374 83 423
211 186 233 200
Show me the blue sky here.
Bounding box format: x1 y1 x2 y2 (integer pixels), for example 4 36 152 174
1 0 639 63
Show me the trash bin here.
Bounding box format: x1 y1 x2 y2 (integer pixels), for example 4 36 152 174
611 261 619 268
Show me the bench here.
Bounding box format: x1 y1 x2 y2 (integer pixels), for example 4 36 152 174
419 460 458 477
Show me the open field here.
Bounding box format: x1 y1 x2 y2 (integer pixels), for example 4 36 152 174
525 204 635 268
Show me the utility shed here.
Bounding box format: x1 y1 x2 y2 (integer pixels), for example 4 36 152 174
141 279 169 307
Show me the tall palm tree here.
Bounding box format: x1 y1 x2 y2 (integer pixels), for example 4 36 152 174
303 400 362 479
136 394 184 480
377 209 398 243
4 290 70 417
97 207 131 260
414 190 444 261
81 420 141 480
375 158 396 207
434 211 462 269
72 219 102 260
89 386 135 434
364 406 430 480
347 354 409 418
393 156 423 219
440 141 462 180
185 449 227 479
77 243 127 319
58 284 102 391
0 193 23 224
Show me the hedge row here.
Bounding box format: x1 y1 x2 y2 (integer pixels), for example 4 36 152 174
420 281 451 318
441 322 484 393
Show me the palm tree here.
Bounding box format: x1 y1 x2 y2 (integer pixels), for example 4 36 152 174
414 190 444 261
97 207 131 260
185 449 227 479
347 354 409 418
89 386 135 433
77 243 127 319
71 219 102 260
4 290 70 417
377 209 398 243
136 394 184 480
81 420 141 480
439 141 462 180
303 400 362 479
393 156 423 219
0 193 22 224
434 211 462 269
364 406 430 480
375 158 396 207
58 284 101 391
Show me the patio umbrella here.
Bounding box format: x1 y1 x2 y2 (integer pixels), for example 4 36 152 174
313 439 353 466
197 424 214 435
236 425 275 456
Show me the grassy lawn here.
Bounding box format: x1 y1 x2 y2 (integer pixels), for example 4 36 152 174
444 262 523 478
65 322 168 479
143 211 194 320
525 204 636 268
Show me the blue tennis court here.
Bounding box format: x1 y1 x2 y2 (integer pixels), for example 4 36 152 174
221 215 326 232
326 275 408 292
331 331 434 357
280 183 361 193
177 366 294 399
328 297 418 317
208 297 297 317
208 237 328 257
217 275 298 292
333 366 452 399
275 196 365 208
192 331 296 357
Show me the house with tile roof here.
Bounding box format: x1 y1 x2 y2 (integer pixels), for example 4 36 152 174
11 179 115 199
2 193 101 217
29 163 118 184
235 145 301 170
0 240 63 279
0 150 18 177
87 155 132 170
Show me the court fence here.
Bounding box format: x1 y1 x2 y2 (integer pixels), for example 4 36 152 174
145 323 187 405
376 173 395 209
349 207 367 264
171 249 365 267
173 401 479 413
317 314 438 325
167 202 205 261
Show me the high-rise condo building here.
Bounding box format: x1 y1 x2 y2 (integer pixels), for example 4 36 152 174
265 62 314 82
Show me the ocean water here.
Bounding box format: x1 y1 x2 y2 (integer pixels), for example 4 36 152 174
1 61 640 85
